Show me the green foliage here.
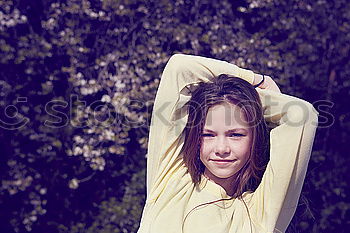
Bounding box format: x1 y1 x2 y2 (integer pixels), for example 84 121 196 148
0 0 349 232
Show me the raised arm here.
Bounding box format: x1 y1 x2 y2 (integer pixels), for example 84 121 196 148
250 88 318 232
146 54 257 198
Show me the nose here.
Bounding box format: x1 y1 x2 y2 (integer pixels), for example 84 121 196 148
215 137 230 156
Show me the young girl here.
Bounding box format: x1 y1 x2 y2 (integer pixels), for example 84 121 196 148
137 54 318 233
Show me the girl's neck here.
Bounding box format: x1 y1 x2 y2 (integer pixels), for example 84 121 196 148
203 171 237 196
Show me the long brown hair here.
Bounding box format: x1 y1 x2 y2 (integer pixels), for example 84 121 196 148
180 74 269 197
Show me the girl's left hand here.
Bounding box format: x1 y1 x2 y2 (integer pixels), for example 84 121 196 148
253 74 281 93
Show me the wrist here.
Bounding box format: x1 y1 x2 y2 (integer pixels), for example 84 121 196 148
253 74 264 87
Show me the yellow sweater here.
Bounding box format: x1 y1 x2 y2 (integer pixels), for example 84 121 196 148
137 54 318 233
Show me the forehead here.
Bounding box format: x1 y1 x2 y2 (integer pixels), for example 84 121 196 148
204 103 249 129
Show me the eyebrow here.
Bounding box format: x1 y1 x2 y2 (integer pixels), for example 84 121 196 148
203 128 249 133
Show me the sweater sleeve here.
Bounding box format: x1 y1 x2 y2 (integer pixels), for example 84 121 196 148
249 89 318 233
146 54 255 199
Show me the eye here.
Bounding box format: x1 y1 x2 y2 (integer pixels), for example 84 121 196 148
228 133 246 137
201 133 215 137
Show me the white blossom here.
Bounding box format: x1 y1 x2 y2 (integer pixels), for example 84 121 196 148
69 179 79 189
101 95 111 103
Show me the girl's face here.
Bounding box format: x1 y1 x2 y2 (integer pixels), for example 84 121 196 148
200 102 252 183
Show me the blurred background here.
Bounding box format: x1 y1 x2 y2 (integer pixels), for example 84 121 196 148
0 0 349 232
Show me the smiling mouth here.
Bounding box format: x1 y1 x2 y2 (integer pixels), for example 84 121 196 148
210 159 236 163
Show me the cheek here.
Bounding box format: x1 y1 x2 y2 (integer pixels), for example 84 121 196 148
233 139 252 158
199 142 206 156
199 140 211 158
